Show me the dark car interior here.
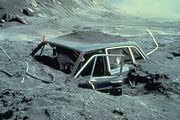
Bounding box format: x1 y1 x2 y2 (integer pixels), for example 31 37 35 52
32 43 79 74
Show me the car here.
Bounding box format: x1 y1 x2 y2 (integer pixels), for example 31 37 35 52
31 31 150 95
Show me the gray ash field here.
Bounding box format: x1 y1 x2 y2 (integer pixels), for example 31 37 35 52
0 0 180 120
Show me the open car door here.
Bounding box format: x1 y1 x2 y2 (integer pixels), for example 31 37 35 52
76 54 124 91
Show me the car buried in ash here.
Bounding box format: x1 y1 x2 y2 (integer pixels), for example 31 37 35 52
31 30 156 95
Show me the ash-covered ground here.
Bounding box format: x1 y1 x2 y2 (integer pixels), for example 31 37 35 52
0 0 180 120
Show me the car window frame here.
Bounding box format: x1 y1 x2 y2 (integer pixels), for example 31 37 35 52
130 46 146 62
74 54 124 78
105 46 133 74
105 46 146 75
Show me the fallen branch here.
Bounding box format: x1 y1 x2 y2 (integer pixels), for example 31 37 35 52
0 68 13 77
0 45 11 60
25 61 55 83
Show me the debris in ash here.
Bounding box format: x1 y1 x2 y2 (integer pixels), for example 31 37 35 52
171 52 180 57
144 82 165 92
125 66 169 86
15 15 28 24
22 7 35 16
0 89 33 120
2 13 28 24
166 56 173 60
23 116 29 120
0 19 5 23
44 109 50 118
21 96 33 103
123 65 170 95
112 108 128 120
79 111 93 120
2 14 16 22
112 108 124 116
0 110 14 119
0 19 5 27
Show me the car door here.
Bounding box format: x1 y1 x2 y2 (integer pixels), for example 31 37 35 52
105 46 147 77
106 47 133 76
75 54 124 90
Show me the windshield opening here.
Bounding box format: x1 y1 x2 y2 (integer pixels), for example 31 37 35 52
33 43 79 74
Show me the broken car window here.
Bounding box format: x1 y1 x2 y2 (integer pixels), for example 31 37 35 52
54 46 79 74
34 43 80 74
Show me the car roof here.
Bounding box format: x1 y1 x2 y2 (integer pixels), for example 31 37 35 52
48 31 143 53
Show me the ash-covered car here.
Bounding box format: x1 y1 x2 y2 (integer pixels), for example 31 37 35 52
31 30 156 95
